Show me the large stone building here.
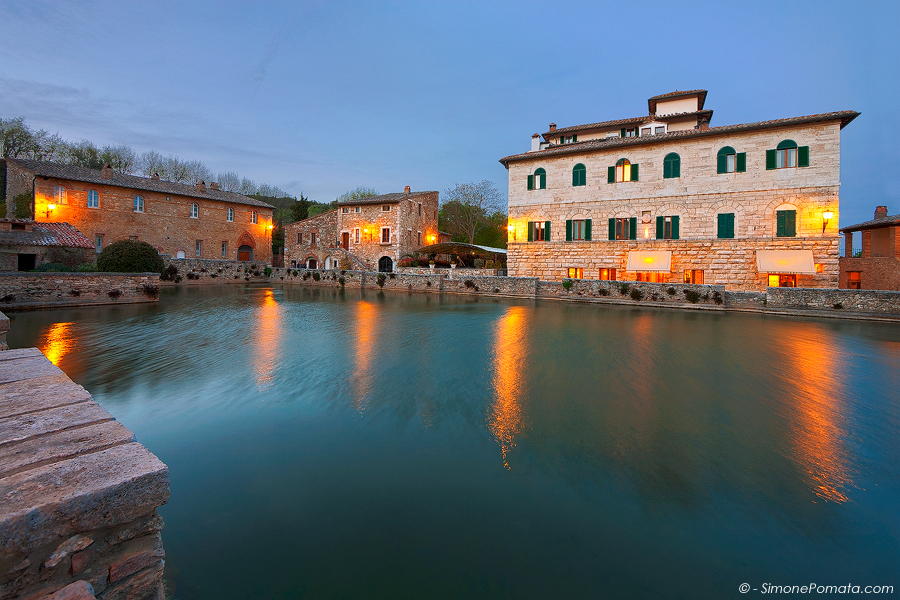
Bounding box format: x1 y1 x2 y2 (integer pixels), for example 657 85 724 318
2 159 275 263
284 187 439 272
838 206 900 290
499 90 858 291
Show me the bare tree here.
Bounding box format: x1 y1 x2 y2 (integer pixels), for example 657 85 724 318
239 177 258 195
217 171 242 192
100 145 137 173
335 186 378 203
0 117 40 158
440 180 506 244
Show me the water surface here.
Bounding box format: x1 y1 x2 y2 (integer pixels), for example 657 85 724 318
8 285 900 599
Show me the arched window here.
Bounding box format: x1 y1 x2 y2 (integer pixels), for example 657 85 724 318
87 190 99 208
717 146 745 174
251 210 258 224
53 186 67 205
227 207 234 222
572 163 586 187
190 203 199 218
615 159 633 183
133 195 144 213
663 153 680 179
528 168 546 190
775 139 798 168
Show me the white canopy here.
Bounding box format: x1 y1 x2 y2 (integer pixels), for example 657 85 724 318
626 251 672 272
755 250 816 274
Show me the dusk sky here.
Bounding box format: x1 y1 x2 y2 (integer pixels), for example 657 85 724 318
1 1 898 228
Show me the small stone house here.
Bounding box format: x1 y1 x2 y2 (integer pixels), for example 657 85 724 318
0 219 94 271
839 206 900 290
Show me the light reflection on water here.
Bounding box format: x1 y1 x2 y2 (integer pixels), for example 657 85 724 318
6 285 900 600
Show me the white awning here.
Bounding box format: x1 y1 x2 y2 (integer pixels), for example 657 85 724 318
755 250 816 274
626 251 672 272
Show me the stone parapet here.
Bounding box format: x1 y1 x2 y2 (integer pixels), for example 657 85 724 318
0 348 169 600
160 257 271 284
766 287 900 314
0 273 160 311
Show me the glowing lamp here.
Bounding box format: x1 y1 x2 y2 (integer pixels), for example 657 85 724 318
507 225 514 232
822 209 834 233
643 257 655 264
268 224 274 230
47 203 57 211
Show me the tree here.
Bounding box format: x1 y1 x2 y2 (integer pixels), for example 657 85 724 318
0 117 40 159
97 240 165 274
336 186 378 203
100 145 137 173
440 180 506 244
290 193 311 221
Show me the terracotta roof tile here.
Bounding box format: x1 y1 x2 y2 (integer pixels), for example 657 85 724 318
0 221 93 249
335 190 437 206
545 110 713 138
840 213 900 233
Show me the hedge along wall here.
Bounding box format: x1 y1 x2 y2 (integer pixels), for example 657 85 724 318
0 273 160 310
766 287 900 314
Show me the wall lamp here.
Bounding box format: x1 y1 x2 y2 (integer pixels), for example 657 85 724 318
46 203 56 220
507 224 515 241
822 210 834 233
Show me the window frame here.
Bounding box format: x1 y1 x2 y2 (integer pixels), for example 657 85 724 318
717 146 746 174
251 210 258 224
53 186 67 205
221 241 227 258
133 195 144 213
566 267 584 279
684 270 704 284
227 207 234 222
776 209 797 237
528 168 547 190
572 163 586 187
663 153 681 179
87 190 100 209
355 228 360 243
190 203 199 219
381 227 391 244
94 234 104 254
615 218 630 240
599 268 616 281
717 213 736 239
382 205 391 212
195 240 202 257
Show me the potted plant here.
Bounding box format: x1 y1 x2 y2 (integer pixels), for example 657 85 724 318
429 260 435 269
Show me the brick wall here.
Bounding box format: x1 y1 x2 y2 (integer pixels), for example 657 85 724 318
0 273 160 309
838 257 900 291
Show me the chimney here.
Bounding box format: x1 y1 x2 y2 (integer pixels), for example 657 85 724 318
210 182 219 191
404 186 411 194
699 118 710 131
875 206 888 219
549 123 557 132
101 164 113 179
151 172 160 180
531 133 540 152
195 180 207 193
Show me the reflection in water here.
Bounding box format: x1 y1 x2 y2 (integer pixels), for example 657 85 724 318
40 322 74 366
780 327 853 503
253 290 282 391
490 306 529 469
351 301 377 412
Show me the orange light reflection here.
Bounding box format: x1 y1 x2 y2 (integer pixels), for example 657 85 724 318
489 306 529 469
252 290 282 391
351 301 377 412
40 322 74 366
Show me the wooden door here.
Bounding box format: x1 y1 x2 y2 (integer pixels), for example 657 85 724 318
342 232 349 250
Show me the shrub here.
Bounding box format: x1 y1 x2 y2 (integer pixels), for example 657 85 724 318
97 240 164 274
630 288 644 301
32 262 71 272
312 272 321 281
339 277 345 287
264 267 272 277
666 287 676 296
712 291 723 305
833 302 843 310
619 283 630 295
13 192 32 219
683 289 702 304
76 262 97 272
562 280 573 290
141 283 160 298
474 258 485 269
377 273 386 288
160 265 179 281
107 289 122 298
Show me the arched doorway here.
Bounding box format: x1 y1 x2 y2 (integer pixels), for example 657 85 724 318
238 246 253 261
306 257 318 269
175 250 186 259
378 256 393 273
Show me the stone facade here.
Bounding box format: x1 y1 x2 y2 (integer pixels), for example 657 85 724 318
3 159 275 265
500 91 857 291
282 209 347 269
0 273 160 310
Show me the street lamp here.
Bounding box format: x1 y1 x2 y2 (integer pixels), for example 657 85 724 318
45 203 56 220
822 210 834 233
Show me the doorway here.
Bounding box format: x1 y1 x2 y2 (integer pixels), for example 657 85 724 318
342 232 349 250
378 256 393 273
17 254 36 271
238 245 253 261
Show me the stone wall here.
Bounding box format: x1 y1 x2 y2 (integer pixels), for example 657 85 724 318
766 287 900 314
160 257 271 284
838 257 900 291
397 267 505 277
0 348 169 600
283 210 341 269
0 273 160 310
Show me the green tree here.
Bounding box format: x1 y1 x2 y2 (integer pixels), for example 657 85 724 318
290 193 311 221
440 180 506 244
335 186 378 203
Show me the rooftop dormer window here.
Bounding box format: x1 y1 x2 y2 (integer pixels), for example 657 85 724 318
559 135 577 145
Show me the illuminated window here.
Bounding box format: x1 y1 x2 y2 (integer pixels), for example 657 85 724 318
572 163 586 186
190 203 199 218
815 263 824 274
612 158 638 183
227 208 234 222
527 168 547 190
768 274 797 287
195 240 202 257
717 146 746 174
53 186 67 205
354 228 360 243
251 211 258 224
611 218 633 240
663 153 680 179
567 268 583 279
133 195 144 213
221 241 227 258
87 190 99 208
528 221 548 241
382 205 391 212
94 234 104 254
847 271 861 289
768 140 809 170
599 268 616 281
684 270 704 284
381 227 391 243
636 272 667 283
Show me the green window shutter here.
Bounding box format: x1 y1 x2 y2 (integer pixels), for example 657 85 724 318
540 173 546 189
527 175 533 190
671 215 680 240
717 214 725 238
620 128 626 137
631 164 639 181
717 153 727 174
566 220 572 241
527 221 534 242
585 219 591 241
608 166 615 183
766 149 776 170
608 218 615 240
736 153 746 172
545 221 551 240
673 158 680 178
656 216 664 239
572 135 577 142
572 169 577 186
629 217 637 240
798 146 809 167
776 211 785 237
785 210 796 237
663 160 671 179
726 213 735 238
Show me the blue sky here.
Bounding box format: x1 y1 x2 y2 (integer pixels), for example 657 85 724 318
1 0 898 227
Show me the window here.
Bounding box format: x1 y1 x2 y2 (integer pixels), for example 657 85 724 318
342 207 350 213
567 268 583 279
354 206 361 213
654 126 665 135
599 268 617 281
418 203 422 216
566 219 591 241
767 139 810 170
776 210 797 237
417 231 422 246
251 211 258 224
354 228 360 243
195 240 202 257
133 195 144 213
190 203 199 218
847 271 861 289
382 205 391 212
717 213 735 239
381 227 391 243
768 274 797 288
684 270 704 284
53 186 67 205
636 272 667 283
527 221 549 241
609 217 636 240
663 153 681 179
310 232 317 246
655 215 680 240
87 190 100 208
297 232 302 244
221 241 228 258
640 127 651 136
717 146 746 174
94 234 104 254
815 263 824 274
227 208 234 222
559 135 577 144
621 127 637 137
527 168 547 190
609 159 639 183
572 163 586 187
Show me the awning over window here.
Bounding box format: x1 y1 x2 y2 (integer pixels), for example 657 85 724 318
755 250 816 274
626 250 672 272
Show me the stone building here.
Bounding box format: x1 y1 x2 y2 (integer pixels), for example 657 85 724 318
2 159 275 264
0 219 94 271
838 206 900 290
284 187 439 272
499 90 858 291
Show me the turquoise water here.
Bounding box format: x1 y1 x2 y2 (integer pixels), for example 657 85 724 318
7 285 900 599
